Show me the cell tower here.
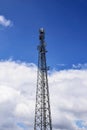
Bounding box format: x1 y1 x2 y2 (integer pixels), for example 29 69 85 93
34 28 52 130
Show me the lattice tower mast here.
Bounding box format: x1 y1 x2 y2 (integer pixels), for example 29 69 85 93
34 28 52 130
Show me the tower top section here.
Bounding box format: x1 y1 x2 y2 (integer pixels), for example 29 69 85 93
39 28 45 41
39 28 45 33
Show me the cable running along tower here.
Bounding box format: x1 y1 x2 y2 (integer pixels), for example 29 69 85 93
34 28 52 130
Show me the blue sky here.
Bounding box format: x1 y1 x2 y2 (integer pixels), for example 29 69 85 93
0 0 87 69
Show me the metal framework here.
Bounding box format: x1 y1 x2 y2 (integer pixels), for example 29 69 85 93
34 28 52 130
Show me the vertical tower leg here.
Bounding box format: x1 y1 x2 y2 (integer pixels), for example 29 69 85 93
34 28 52 130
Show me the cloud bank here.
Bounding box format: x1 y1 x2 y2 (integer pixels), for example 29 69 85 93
0 60 87 130
0 15 12 27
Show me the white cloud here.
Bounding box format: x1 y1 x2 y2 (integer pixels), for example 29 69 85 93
72 63 87 69
0 60 87 130
0 15 12 27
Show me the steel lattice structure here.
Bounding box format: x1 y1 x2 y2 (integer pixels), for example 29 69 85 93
34 28 52 130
